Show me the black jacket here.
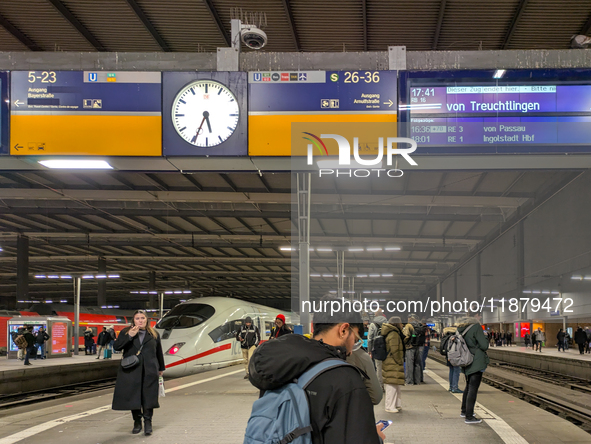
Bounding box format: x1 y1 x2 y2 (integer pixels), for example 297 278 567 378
557 331 566 341
36 331 50 345
249 334 381 444
574 328 587 344
270 325 293 339
112 328 166 411
24 332 36 348
236 324 260 349
97 331 110 346
84 331 95 347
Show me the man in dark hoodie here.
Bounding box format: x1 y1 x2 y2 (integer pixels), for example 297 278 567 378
236 316 261 379
248 297 385 444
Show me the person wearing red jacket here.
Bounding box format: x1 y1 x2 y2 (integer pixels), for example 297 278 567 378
270 314 293 339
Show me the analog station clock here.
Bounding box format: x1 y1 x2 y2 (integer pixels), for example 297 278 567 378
171 80 240 148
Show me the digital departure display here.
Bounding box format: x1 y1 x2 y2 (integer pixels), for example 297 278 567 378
400 70 591 154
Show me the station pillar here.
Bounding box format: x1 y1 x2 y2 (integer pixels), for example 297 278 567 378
149 271 156 308
97 256 107 306
15 235 29 309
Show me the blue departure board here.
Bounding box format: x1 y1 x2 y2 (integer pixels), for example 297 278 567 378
399 69 591 154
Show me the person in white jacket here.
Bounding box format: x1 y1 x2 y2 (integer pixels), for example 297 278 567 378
533 327 545 352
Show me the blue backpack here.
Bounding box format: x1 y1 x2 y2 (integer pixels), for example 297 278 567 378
243 359 352 444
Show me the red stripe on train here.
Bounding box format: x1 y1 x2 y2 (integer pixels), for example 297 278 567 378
165 343 232 369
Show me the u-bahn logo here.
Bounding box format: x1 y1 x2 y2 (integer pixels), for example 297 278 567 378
88 72 98 82
304 133 418 167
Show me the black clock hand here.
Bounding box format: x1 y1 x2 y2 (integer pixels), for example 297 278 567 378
191 116 206 144
203 111 212 133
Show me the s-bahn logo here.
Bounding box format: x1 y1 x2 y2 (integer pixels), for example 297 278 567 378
303 133 418 177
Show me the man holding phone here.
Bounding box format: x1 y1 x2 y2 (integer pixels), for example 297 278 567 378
248 296 386 443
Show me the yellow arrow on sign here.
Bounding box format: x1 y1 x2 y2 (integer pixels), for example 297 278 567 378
383 99 393 107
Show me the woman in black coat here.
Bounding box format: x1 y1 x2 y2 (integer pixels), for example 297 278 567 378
112 310 165 436
83 327 95 355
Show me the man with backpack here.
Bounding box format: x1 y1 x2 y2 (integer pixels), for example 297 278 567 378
439 326 462 394
455 317 489 425
368 311 387 389
246 296 386 444
236 316 261 379
402 314 425 385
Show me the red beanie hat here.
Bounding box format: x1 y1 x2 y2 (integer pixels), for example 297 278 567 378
276 314 286 323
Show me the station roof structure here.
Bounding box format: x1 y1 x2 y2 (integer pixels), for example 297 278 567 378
0 169 582 308
0 0 589 53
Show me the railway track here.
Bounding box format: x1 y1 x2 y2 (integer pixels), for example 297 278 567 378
0 378 116 410
428 353 591 433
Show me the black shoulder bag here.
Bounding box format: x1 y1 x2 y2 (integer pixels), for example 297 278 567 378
121 338 144 369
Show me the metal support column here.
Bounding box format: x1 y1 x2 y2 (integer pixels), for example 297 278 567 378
336 250 345 299
159 291 164 319
517 220 526 321
298 173 311 334
97 256 107 306
149 271 156 309
74 277 81 355
16 235 29 309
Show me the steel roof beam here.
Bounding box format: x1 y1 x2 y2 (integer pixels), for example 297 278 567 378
0 14 43 51
281 0 301 51
124 0 170 51
432 0 446 50
580 12 591 36
202 0 230 47
502 0 529 49
46 0 106 51
361 0 367 51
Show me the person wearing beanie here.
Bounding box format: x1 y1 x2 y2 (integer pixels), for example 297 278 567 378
248 296 386 443
270 313 293 339
381 316 405 413
235 316 260 379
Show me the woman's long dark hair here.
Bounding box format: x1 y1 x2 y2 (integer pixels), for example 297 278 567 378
131 310 158 338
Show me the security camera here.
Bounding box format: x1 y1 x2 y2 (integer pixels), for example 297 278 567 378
241 26 267 50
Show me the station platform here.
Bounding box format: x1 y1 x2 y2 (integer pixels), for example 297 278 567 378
0 354 120 395
431 341 591 380
1 358 589 444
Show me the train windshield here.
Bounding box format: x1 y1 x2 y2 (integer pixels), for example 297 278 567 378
156 304 215 329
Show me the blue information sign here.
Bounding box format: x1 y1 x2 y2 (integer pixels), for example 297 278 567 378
248 70 397 156
10 71 162 156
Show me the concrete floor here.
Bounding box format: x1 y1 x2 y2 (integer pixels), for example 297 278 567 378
0 358 589 444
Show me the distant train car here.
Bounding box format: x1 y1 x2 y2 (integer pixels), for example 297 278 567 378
156 297 292 378
2 304 160 353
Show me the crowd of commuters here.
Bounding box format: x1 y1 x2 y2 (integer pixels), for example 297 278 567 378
11 325 51 365
15 306 589 441
487 330 513 347
244 300 493 444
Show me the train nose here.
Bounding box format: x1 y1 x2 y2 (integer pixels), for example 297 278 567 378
163 355 188 378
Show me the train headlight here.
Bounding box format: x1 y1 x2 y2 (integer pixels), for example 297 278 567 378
166 342 185 355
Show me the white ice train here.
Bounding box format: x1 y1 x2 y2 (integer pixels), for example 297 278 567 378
156 297 292 378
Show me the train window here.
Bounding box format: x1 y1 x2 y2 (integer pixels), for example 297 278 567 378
265 321 274 336
156 304 215 329
208 319 244 343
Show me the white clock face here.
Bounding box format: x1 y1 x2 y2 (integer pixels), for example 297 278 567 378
171 80 240 148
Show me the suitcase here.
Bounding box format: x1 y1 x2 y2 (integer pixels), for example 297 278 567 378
104 348 112 359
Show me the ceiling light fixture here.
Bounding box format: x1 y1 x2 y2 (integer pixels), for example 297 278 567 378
493 69 506 79
39 159 114 169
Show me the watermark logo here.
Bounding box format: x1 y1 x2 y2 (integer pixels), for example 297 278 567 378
304 133 418 177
